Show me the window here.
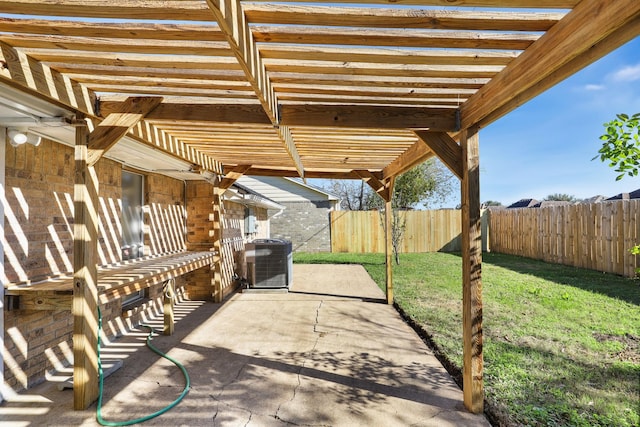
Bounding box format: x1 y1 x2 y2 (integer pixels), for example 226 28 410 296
121 170 144 260
245 207 256 234
121 170 146 307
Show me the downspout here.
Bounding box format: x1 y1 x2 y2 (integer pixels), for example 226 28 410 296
0 128 6 403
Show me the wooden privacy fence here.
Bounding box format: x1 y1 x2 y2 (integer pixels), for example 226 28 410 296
489 200 640 277
330 209 467 253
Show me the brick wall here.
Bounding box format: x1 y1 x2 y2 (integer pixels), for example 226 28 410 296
2 139 211 392
270 201 332 252
183 182 266 299
145 174 186 255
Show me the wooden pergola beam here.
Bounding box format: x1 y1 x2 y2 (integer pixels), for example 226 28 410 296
354 169 390 202
99 102 272 125
460 0 640 129
414 131 463 180
383 140 434 179
226 166 383 180
219 164 252 191
86 96 163 166
205 0 305 177
102 101 459 131
280 105 457 130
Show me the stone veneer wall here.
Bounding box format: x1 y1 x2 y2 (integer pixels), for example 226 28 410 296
270 201 332 252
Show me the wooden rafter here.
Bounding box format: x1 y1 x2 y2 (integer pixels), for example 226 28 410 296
0 39 96 115
87 96 163 166
245 5 564 31
0 18 225 41
205 0 305 177
1 34 235 56
0 0 212 20
242 0 578 6
252 26 539 50
261 46 518 67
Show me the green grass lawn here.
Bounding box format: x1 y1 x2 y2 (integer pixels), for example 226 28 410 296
293 251 640 427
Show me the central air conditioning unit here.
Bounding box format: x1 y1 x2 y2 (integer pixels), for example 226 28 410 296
245 239 293 289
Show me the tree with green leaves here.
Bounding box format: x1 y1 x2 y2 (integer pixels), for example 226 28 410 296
544 193 579 202
594 112 640 273
366 159 455 264
364 159 455 211
324 159 454 264
594 112 640 181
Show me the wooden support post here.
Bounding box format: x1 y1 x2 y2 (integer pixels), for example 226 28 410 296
460 126 484 413
72 115 100 410
212 181 224 303
163 280 175 336
384 177 395 305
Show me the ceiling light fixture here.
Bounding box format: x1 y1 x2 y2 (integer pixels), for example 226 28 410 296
7 128 42 148
26 133 41 147
7 128 27 147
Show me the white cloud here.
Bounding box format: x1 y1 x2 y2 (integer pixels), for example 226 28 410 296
610 63 640 83
584 84 605 91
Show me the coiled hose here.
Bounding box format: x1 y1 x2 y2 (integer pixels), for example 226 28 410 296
96 304 190 426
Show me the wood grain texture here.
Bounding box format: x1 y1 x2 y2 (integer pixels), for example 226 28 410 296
72 120 100 410
245 5 563 31
460 127 483 413
280 105 457 130
414 131 463 179
87 96 163 166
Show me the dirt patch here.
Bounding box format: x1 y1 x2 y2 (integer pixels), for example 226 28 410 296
592 332 640 363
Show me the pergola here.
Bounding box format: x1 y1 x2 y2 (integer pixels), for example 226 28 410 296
0 0 638 415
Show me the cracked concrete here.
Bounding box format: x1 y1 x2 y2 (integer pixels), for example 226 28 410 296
0 264 490 426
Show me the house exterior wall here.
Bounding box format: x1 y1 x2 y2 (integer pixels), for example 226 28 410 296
2 138 212 393
237 176 332 202
271 201 333 252
237 176 337 252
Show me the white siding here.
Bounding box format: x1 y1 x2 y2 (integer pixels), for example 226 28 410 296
237 176 337 203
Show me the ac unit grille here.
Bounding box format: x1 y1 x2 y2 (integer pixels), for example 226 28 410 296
246 239 292 288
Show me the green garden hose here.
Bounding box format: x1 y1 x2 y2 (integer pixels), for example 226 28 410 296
96 306 191 426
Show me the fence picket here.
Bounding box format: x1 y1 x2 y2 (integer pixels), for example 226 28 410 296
329 202 638 277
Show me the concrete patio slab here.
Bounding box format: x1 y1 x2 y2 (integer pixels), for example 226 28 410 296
0 264 490 426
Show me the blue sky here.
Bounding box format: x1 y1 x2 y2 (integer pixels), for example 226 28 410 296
478 36 640 206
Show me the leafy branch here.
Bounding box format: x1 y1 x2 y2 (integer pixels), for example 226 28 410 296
593 113 640 181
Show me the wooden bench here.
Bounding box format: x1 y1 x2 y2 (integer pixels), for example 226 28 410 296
4 251 216 313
